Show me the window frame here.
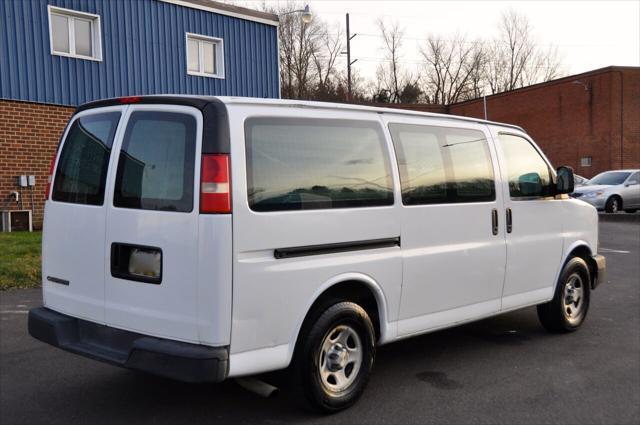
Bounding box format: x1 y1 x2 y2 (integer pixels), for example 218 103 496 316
497 131 556 201
47 5 102 61
112 111 198 213
388 122 497 206
51 111 122 206
580 156 592 167
185 33 225 79
244 116 396 213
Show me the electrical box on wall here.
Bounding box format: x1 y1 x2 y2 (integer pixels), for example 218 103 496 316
17 175 28 187
28 175 36 186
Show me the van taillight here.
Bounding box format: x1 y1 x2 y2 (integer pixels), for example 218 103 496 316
45 155 56 200
200 154 231 213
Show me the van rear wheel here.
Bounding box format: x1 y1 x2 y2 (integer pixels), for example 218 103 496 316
537 256 591 332
293 302 375 413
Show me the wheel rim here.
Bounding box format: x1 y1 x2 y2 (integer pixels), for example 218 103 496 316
611 199 619 212
563 273 585 323
317 324 363 393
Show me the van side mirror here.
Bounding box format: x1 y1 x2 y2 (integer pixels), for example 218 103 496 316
556 166 574 194
518 172 543 196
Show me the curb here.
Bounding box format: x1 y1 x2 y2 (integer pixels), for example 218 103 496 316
598 213 640 223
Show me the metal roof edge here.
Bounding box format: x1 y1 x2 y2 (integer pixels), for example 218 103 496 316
158 0 279 26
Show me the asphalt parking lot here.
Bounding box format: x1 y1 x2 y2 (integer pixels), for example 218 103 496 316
1 220 638 425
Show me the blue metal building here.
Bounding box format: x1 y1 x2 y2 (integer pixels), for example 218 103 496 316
0 0 280 106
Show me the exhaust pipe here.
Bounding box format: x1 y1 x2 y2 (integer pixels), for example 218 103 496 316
235 377 279 398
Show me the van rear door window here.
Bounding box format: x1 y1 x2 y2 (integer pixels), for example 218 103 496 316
245 118 394 212
52 112 121 205
113 111 196 212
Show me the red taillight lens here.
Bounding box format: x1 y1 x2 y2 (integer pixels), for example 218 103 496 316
200 154 231 213
45 155 56 200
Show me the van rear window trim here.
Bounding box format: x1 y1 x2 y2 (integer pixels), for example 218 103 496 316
274 237 401 259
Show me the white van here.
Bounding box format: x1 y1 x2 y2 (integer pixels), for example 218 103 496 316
29 96 606 412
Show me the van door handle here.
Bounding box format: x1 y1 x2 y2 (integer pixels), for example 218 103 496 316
506 208 513 233
491 208 499 235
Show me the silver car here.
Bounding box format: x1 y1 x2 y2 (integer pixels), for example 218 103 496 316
571 169 640 213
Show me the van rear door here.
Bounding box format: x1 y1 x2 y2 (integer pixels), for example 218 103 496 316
43 107 124 323
103 105 203 343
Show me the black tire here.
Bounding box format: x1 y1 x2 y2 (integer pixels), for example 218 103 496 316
604 196 622 213
625 209 638 213
292 301 375 413
537 256 591 333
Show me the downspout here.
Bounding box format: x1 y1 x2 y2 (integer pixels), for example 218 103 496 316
618 70 624 169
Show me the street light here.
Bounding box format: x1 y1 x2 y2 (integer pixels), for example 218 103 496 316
280 4 313 24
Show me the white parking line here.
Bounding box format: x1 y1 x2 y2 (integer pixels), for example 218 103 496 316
0 310 28 314
600 248 630 254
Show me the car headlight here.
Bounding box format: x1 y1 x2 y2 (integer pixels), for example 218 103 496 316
584 191 604 198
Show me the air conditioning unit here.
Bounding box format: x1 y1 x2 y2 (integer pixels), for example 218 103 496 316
1 210 33 232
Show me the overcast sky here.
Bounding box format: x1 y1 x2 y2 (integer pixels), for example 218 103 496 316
252 0 639 81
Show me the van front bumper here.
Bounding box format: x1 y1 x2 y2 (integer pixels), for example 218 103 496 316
28 307 229 383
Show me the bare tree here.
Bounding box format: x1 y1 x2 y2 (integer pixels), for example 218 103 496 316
486 9 564 94
376 18 407 103
269 1 322 99
312 22 343 96
419 35 486 104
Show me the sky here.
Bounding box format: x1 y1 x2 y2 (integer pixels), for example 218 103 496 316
247 0 640 82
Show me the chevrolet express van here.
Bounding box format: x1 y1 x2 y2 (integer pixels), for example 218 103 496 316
29 96 606 412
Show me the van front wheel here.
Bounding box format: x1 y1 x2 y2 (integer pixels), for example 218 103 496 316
293 302 375 413
537 256 591 332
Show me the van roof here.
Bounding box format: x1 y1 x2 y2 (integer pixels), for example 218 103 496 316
76 95 525 132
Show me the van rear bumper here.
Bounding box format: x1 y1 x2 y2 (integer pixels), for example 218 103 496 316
28 307 229 383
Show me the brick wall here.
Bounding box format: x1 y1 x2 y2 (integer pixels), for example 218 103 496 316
0 100 74 230
448 66 640 178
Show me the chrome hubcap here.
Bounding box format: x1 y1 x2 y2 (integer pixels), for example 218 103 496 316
318 325 362 392
612 200 619 212
563 273 585 322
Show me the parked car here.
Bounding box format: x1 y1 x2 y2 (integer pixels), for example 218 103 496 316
574 174 589 186
29 96 606 412
571 169 640 213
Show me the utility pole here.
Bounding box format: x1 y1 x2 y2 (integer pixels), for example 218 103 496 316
345 13 357 101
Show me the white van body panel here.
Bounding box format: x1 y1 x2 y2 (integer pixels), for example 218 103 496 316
488 126 565 309
380 116 507 337
42 105 127 324
227 104 403 361
103 105 204 343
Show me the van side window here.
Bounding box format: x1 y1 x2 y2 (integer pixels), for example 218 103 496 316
389 124 495 204
498 134 552 199
114 112 196 212
52 112 121 205
245 118 394 212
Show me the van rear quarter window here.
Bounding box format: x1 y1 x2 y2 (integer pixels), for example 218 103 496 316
389 124 495 204
114 111 196 212
245 118 394 212
52 112 121 205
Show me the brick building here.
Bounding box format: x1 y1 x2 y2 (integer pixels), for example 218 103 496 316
1 0 279 229
449 66 640 178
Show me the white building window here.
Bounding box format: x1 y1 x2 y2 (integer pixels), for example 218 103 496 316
186 33 224 79
48 5 102 61
580 156 592 167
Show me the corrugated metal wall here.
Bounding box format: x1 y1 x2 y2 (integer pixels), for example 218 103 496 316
0 0 279 106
